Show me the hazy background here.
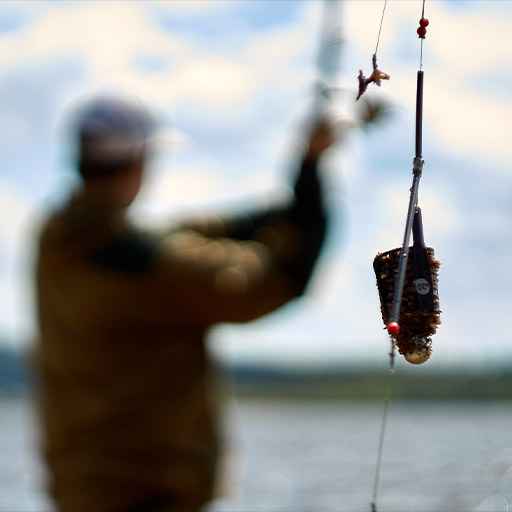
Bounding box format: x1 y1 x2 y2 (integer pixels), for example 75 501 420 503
0 0 510 367
1 1 511 511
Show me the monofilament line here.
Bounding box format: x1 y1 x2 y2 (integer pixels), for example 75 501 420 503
419 0 426 70
370 337 395 512
374 0 388 56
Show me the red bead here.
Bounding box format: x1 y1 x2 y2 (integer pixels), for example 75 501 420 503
417 26 427 38
419 18 429 27
387 322 400 336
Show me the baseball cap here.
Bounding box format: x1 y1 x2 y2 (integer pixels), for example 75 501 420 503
73 96 156 162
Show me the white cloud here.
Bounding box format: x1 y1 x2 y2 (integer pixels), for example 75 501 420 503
135 166 226 220
0 181 38 341
0 182 34 246
374 181 460 251
0 0 510 169
174 57 257 108
0 1 312 121
134 158 290 227
150 0 233 15
427 2 511 76
344 0 511 168
345 0 511 76
425 75 510 167
0 0 511 366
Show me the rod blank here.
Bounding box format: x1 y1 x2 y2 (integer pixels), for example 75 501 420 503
415 71 424 159
389 71 425 325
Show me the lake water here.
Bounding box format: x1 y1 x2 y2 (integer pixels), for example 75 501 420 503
1 397 512 512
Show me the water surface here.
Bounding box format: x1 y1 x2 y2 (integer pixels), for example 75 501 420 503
2 397 511 511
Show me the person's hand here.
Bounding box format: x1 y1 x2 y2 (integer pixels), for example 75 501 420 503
305 117 337 159
357 96 391 130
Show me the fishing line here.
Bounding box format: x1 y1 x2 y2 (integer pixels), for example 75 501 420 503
369 1 438 511
370 338 395 512
374 0 388 57
419 0 426 69
357 0 390 102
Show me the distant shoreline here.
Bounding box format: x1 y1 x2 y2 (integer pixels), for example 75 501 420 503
221 363 512 401
2 345 512 400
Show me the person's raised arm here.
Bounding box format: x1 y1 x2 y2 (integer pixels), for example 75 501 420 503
85 119 338 326
171 118 336 297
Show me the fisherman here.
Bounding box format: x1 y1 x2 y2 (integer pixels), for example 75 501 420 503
34 96 336 512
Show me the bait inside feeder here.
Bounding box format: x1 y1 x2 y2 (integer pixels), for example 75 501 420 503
403 336 432 364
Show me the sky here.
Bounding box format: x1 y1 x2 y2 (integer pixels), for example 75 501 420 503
0 0 510 368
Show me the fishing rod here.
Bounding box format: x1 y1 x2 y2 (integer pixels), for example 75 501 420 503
367 1 442 510
371 0 441 368
314 0 344 113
